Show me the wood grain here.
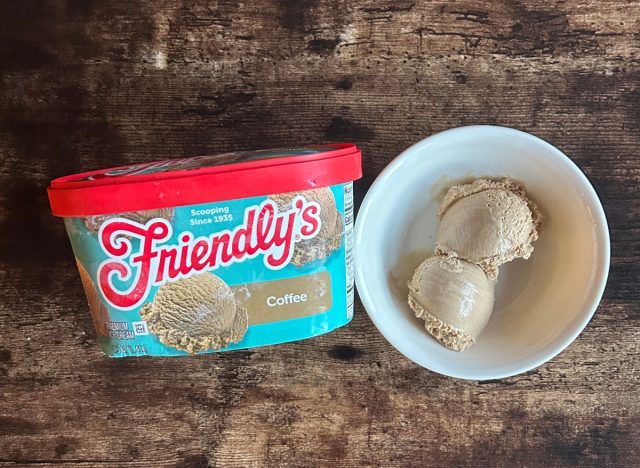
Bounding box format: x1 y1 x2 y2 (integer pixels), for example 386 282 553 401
1 0 638 466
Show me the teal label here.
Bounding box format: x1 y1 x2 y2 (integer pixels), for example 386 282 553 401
65 183 354 357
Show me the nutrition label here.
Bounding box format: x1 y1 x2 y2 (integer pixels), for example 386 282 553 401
344 183 354 320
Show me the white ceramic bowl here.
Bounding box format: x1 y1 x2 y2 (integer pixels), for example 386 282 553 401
355 125 610 380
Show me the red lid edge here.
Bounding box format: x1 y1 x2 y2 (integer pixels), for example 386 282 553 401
49 146 362 217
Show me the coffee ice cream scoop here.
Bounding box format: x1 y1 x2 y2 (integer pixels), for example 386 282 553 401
270 187 343 266
408 256 495 351
141 273 248 353
436 178 542 278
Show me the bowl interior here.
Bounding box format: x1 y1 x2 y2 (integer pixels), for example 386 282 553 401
355 126 609 380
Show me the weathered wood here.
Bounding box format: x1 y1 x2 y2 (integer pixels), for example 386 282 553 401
0 0 638 466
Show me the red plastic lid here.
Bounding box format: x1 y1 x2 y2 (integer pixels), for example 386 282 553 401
48 144 362 217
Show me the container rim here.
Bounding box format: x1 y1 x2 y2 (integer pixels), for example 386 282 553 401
48 144 362 217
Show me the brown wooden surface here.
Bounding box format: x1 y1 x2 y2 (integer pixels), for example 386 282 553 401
1 1 639 466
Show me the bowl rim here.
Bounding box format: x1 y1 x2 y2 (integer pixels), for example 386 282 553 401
354 124 611 380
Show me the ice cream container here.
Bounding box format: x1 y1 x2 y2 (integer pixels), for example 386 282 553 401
48 144 361 357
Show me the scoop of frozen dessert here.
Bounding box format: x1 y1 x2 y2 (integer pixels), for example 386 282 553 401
408 256 495 351
84 207 175 234
141 273 248 353
270 187 343 266
435 178 542 279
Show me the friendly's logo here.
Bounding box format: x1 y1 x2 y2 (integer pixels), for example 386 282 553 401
97 197 322 310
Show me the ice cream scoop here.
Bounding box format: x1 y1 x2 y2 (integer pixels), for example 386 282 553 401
436 178 542 278
408 256 495 351
141 273 248 353
270 187 343 266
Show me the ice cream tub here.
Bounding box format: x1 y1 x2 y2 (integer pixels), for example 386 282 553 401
48 144 361 357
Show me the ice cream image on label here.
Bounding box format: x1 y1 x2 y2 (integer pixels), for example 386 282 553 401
140 273 248 354
84 207 175 234
270 187 343 266
76 258 110 337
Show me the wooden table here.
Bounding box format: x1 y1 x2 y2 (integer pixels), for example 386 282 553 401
1 1 638 466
